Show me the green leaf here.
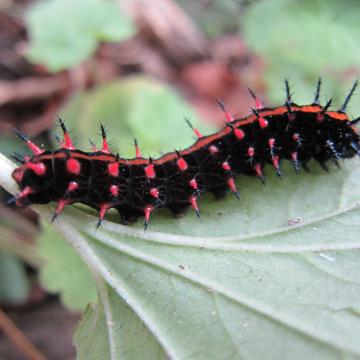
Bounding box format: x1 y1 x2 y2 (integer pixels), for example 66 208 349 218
242 0 360 104
26 0 136 72
0 252 30 304
48 159 360 359
74 280 168 360
60 77 212 158
37 222 97 311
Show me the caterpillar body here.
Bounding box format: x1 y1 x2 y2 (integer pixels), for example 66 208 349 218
10 79 360 229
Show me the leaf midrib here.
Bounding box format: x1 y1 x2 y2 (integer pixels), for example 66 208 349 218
94 203 360 248
90 229 360 357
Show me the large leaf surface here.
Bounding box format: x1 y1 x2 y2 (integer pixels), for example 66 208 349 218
70 159 360 359
1 153 358 359
37 222 97 311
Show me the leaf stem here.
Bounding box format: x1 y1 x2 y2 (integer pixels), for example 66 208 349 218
0 153 18 195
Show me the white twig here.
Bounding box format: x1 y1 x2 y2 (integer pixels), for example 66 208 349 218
0 154 18 195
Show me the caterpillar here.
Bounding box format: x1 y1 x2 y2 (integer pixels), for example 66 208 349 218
9 79 360 230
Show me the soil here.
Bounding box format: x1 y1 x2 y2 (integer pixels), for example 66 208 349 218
0 298 79 360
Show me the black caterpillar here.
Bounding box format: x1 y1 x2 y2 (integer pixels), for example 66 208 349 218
10 79 360 229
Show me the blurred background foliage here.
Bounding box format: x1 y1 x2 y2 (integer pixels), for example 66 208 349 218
0 0 360 358
26 0 136 71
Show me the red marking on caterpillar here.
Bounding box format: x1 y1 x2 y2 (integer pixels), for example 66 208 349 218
176 156 188 171
144 205 154 230
66 158 81 175
222 161 231 171
234 128 245 140
134 138 141 158
189 178 198 190
247 147 255 158
150 188 159 198
16 186 32 205
10 79 360 230
144 161 156 178
25 162 46 176
52 199 69 222
108 162 119 177
109 184 119 197
67 181 79 193
209 145 219 154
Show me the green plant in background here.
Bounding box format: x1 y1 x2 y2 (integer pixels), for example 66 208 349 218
60 77 211 158
179 0 360 111
243 0 360 108
0 253 30 304
26 0 136 72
